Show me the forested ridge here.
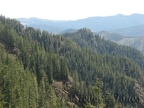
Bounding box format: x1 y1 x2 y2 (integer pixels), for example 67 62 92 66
0 15 144 108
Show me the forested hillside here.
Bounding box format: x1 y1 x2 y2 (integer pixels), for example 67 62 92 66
1 16 144 108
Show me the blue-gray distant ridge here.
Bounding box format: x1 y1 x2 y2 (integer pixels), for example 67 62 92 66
18 13 144 36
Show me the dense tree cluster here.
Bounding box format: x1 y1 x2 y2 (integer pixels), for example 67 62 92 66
0 15 144 108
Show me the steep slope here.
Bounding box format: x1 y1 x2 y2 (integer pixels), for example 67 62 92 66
117 37 144 52
97 31 144 54
1 16 144 107
62 28 144 107
63 28 144 69
0 16 73 108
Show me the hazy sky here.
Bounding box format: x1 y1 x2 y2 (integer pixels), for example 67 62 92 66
0 0 143 20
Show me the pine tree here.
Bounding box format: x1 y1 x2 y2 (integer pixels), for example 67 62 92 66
60 58 68 81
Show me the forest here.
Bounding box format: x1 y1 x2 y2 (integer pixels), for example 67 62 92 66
0 15 144 108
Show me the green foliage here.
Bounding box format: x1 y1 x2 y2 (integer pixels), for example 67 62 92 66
0 50 38 107
0 16 144 108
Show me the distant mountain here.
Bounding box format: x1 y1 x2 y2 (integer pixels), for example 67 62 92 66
117 37 144 53
18 17 67 33
111 24 144 37
60 29 77 34
97 31 144 53
97 31 124 41
18 14 144 34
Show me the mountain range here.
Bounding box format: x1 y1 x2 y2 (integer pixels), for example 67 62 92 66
1 15 144 108
18 14 144 35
